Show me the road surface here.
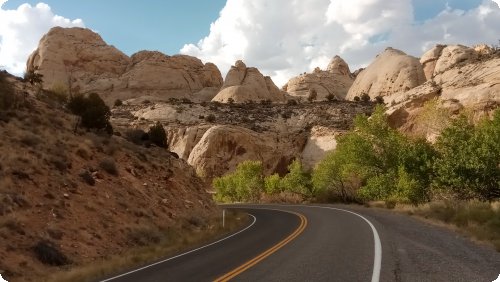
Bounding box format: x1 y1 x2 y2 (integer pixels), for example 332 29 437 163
101 204 500 282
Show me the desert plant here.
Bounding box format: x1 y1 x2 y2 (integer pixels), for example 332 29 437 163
33 241 70 266
287 99 298 106
148 122 167 148
114 99 123 107
24 68 43 86
353 96 360 102
227 98 235 104
124 129 149 145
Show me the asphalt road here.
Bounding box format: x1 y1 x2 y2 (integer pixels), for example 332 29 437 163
101 204 500 282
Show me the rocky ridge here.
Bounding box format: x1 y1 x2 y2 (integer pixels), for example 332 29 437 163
27 27 223 105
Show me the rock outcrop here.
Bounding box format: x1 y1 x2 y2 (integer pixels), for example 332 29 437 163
27 27 223 104
211 60 286 103
386 44 500 139
284 56 354 100
187 126 306 178
346 48 426 100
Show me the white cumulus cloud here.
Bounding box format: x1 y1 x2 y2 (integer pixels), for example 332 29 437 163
0 0 84 75
181 0 500 86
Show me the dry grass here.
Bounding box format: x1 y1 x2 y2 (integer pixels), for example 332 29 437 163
389 201 500 251
47 210 249 282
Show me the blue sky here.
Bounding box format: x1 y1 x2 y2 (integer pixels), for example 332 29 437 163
1 0 499 85
2 0 226 55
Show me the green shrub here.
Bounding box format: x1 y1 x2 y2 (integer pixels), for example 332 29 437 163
68 93 112 133
433 111 500 200
213 160 264 202
148 122 167 148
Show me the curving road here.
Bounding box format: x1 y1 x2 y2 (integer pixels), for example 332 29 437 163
101 204 500 282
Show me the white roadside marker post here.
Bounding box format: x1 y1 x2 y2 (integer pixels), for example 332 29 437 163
222 209 226 229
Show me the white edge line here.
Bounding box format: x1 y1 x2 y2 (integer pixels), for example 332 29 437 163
100 213 257 282
305 205 382 282
244 204 382 282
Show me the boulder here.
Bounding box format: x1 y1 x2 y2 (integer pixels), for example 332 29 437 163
285 56 354 100
211 61 286 103
346 47 426 100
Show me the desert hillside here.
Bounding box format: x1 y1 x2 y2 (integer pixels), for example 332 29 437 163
0 71 218 281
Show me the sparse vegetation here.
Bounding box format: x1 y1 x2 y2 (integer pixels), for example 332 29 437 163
114 99 123 107
353 96 360 102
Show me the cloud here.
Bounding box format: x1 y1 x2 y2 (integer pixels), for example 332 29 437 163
181 0 500 87
0 1 84 75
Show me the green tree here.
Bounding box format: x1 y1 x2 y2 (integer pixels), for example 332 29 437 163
213 160 264 202
148 122 167 148
264 173 282 195
313 105 434 204
281 160 313 198
434 111 500 200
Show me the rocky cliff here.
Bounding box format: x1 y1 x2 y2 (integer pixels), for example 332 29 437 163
27 27 223 105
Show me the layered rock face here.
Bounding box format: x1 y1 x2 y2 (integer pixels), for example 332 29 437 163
27 27 223 104
346 47 426 100
113 102 373 179
285 56 354 100
211 60 286 103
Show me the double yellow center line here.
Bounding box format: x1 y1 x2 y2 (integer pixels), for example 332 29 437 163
214 211 308 282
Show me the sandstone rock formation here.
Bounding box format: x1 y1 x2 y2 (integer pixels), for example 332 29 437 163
346 48 426 100
27 27 223 104
187 126 305 178
211 60 286 103
386 44 500 139
112 101 374 180
284 56 354 100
